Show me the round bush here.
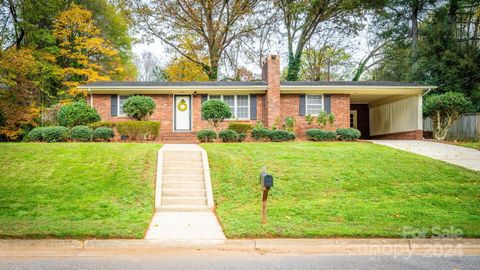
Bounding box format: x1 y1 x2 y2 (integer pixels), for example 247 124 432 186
251 128 270 140
88 121 115 130
122 96 156 120
336 128 361 141
228 122 252 134
42 126 69 142
70 125 92 142
219 129 238 142
268 130 295 142
201 99 232 127
197 129 217 142
28 127 47 142
306 129 337 141
238 133 247 142
92 127 115 141
58 101 100 127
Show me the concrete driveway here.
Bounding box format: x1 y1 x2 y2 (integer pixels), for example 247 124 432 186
370 140 480 171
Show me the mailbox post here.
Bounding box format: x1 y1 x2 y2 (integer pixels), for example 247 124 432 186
260 167 273 224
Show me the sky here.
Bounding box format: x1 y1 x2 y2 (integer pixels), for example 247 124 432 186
131 19 372 80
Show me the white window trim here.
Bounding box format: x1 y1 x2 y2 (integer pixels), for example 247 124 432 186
350 110 358 128
305 94 324 116
117 94 129 117
207 94 250 120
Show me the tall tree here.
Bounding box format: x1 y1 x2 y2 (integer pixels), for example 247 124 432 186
0 48 40 140
53 4 124 98
123 0 263 81
276 0 372 81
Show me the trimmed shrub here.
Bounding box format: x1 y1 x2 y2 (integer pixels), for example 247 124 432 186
228 122 252 134
123 95 156 120
306 129 337 141
201 99 232 128
197 129 217 142
251 128 270 141
336 128 361 141
268 130 295 142
70 125 92 142
238 133 247 142
92 127 115 141
28 127 47 142
58 101 100 127
219 129 238 142
88 121 115 129
42 126 69 142
116 121 160 140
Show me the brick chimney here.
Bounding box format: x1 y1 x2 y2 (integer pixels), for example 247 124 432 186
262 53 280 128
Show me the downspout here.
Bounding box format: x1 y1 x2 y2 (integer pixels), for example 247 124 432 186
423 87 432 96
87 88 93 107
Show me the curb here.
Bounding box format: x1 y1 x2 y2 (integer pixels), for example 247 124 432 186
1 239 479 255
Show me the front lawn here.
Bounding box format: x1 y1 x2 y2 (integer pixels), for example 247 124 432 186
0 143 161 239
454 141 480 151
202 142 480 238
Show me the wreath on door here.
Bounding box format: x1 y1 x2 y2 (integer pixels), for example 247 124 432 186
177 99 188 112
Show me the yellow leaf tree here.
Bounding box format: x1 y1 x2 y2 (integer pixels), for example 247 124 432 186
164 36 209 82
53 4 125 98
0 49 41 140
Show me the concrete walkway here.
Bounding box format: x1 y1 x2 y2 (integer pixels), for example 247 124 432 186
370 140 480 171
145 144 225 241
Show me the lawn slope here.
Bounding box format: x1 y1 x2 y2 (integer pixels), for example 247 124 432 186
202 142 480 238
0 143 161 239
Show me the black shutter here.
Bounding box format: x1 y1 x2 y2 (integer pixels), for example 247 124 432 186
324 94 331 114
299 94 306 116
250 95 257 120
201 95 208 120
111 95 118 117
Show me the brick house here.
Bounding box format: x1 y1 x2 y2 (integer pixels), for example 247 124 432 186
79 54 435 141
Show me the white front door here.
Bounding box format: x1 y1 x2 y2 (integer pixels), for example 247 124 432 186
174 95 191 131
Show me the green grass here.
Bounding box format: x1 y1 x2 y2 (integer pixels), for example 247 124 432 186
202 142 480 238
454 141 480 151
0 143 161 239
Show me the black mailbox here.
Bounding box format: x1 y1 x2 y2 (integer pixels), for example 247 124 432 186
260 172 274 188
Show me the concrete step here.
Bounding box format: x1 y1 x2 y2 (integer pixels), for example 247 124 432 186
163 174 204 182
162 188 206 197
161 196 207 206
164 156 202 162
163 167 203 175
163 181 205 189
164 151 201 157
163 161 203 167
155 205 211 212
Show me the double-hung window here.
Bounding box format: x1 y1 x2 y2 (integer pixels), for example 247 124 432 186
118 95 129 117
208 95 250 120
306 95 323 115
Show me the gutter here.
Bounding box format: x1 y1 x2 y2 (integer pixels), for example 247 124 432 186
423 87 433 96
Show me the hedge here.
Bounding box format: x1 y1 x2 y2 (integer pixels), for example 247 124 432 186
268 130 295 142
228 122 253 134
306 129 337 141
197 129 217 142
116 121 160 140
219 129 238 142
92 127 115 141
88 121 115 129
336 128 361 141
70 125 92 142
28 127 47 142
251 128 270 141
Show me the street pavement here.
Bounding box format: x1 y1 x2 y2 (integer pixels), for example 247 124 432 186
0 251 478 270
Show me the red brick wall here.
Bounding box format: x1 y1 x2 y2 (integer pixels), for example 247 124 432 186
370 130 423 140
91 94 267 140
279 94 351 138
